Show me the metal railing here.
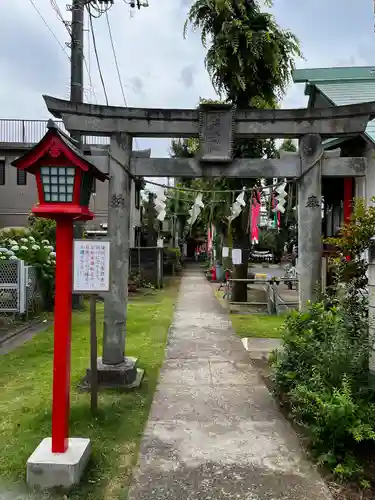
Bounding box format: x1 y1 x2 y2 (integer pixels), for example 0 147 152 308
224 277 299 314
0 119 110 145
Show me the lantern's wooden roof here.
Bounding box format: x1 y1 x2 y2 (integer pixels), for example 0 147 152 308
12 120 109 181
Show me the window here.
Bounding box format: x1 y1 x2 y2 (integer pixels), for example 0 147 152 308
41 166 75 203
17 169 27 186
135 185 141 210
0 160 5 186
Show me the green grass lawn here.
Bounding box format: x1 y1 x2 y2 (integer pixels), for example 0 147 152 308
0 280 180 500
230 313 285 339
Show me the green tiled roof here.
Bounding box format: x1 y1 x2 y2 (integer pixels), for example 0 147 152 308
293 67 375 144
293 66 375 83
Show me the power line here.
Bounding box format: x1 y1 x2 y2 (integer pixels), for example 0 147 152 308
50 0 98 104
28 0 69 58
50 0 71 34
88 7 109 105
88 0 113 18
105 10 128 106
105 3 141 149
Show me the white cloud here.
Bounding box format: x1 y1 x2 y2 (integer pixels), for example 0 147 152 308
1 0 375 162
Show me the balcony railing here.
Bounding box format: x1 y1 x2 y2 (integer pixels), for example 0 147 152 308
0 119 110 145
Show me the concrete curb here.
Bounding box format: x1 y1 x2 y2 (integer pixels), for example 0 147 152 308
0 318 47 346
0 319 52 354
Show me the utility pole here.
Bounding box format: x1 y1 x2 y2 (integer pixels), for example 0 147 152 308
66 0 150 326
70 0 84 136
69 0 85 308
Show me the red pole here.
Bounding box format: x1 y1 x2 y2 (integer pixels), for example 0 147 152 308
51 217 74 453
343 178 353 224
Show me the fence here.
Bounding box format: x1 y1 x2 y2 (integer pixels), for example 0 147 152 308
0 119 110 146
267 280 299 315
0 260 41 316
225 277 299 314
129 247 163 288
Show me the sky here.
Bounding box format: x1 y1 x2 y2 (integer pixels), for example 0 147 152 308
1 0 375 161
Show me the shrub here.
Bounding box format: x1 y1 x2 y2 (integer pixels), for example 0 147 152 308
0 234 56 308
0 227 30 240
271 198 375 481
28 213 56 247
164 247 182 273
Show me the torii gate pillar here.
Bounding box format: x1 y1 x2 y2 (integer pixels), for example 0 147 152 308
298 134 323 309
91 133 143 388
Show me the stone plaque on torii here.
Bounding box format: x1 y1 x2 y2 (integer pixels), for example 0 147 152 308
44 95 375 384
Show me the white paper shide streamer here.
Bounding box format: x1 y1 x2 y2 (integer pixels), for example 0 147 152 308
228 187 246 222
154 190 167 221
273 182 287 214
187 193 204 226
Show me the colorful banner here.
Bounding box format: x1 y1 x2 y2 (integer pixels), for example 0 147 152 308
251 190 261 243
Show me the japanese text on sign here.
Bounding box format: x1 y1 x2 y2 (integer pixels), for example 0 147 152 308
73 240 110 292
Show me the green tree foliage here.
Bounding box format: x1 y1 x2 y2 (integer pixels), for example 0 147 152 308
184 0 302 107
279 138 297 153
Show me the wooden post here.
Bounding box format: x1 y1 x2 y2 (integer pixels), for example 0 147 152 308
90 295 98 413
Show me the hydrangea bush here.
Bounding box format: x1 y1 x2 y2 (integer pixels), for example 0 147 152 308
0 234 56 307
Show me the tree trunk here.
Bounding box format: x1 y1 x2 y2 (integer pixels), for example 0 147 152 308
222 231 231 271
231 207 250 302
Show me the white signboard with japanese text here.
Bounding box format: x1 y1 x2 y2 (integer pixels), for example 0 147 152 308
73 239 110 293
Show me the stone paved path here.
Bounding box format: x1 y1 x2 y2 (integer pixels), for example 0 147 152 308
128 267 331 500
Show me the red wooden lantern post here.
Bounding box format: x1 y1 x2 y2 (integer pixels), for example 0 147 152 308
12 121 108 454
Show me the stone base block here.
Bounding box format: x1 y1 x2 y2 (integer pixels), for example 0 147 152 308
79 356 144 390
27 437 91 490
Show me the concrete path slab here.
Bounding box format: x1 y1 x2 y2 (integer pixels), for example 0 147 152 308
241 337 282 360
128 267 331 500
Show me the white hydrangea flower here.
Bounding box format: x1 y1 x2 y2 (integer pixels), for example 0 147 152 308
20 246 28 251
46 245 54 251
0 256 6 260
11 245 19 251
6 250 14 256
50 251 56 258
9 240 17 246
20 237 28 243
28 236 35 242
42 240 50 245
32 244 40 251
9 255 18 260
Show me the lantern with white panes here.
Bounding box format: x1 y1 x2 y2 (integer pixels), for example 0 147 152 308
12 120 108 221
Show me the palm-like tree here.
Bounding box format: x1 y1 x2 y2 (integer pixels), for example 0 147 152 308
184 0 301 107
182 0 301 300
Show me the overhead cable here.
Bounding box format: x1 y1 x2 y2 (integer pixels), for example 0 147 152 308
28 0 69 58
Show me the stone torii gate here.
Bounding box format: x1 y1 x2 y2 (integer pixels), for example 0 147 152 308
44 95 375 385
